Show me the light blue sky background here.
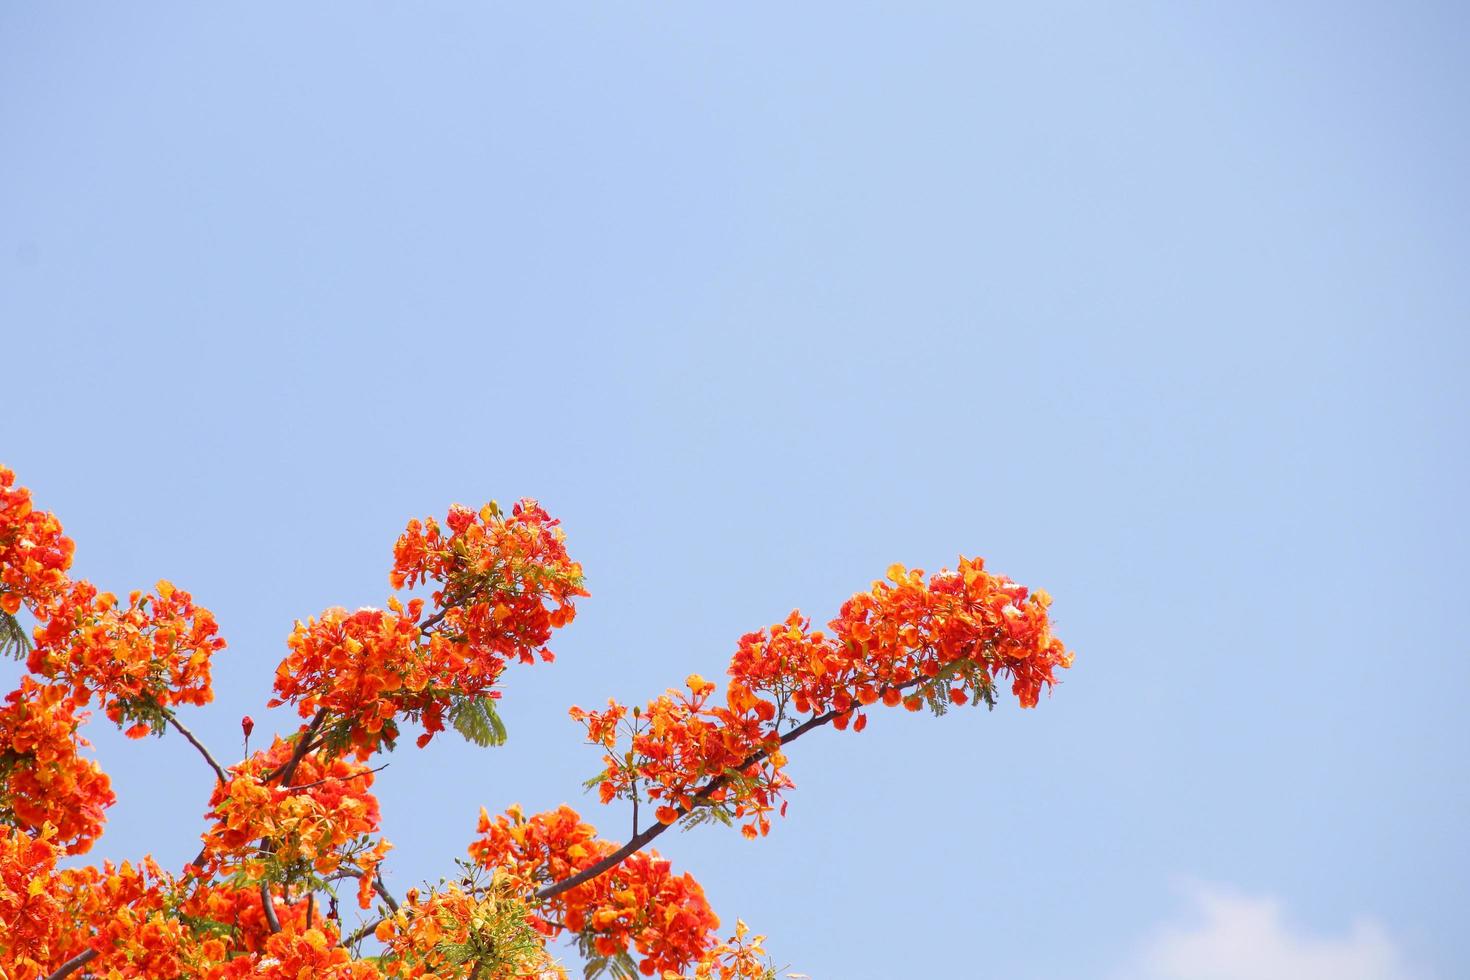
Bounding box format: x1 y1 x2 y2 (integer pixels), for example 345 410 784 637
2 4 1466 978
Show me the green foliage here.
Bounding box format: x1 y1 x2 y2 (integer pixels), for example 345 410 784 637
575 931 640 980
394 863 551 978
678 804 733 833
113 694 171 737
925 657 999 715
0 611 30 661
449 694 508 748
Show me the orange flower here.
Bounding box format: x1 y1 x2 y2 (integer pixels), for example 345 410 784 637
0 678 114 852
199 737 389 908
573 557 1072 839
471 805 720 976
270 499 586 753
2 467 226 731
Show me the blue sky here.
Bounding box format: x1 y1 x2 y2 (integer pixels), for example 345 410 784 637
2 3 1467 977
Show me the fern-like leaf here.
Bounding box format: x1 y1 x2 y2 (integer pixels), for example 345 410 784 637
0 612 31 661
449 695 509 748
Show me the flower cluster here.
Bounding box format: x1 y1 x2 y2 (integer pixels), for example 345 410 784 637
470 805 721 976
822 559 1073 711
76 860 204 980
3 465 225 743
27 579 225 734
179 881 317 954
0 467 75 615
0 825 74 975
0 825 231 980
391 499 586 668
373 877 565 980
571 675 793 839
269 499 586 753
669 920 772 980
271 603 430 753
200 737 390 908
208 927 383 980
0 677 114 852
573 558 1073 837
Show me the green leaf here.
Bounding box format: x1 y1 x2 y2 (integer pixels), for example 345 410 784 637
678 806 733 832
0 612 31 661
449 695 509 748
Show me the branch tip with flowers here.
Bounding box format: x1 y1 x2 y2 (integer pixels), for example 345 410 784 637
0 465 1073 979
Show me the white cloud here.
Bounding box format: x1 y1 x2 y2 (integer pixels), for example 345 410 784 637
1122 883 1424 980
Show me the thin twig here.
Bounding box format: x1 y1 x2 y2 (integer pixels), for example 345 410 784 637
344 915 385 949
288 763 388 791
162 708 228 785
339 869 402 948
43 949 97 980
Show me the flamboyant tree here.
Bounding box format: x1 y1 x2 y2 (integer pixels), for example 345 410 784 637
0 464 1074 979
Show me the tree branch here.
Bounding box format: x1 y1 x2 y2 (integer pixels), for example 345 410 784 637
344 915 385 949
162 708 228 785
265 708 329 785
288 763 388 791
261 882 282 934
534 678 924 902
338 869 401 949
419 607 450 634
44 948 98 980
373 870 401 912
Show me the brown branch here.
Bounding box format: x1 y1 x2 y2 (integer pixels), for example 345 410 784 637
265 708 329 785
244 712 330 926
261 882 282 933
192 712 343 874
373 870 401 912
419 607 450 634
162 708 228 785
344 915 385 949
43 949 97 980
339 869 401 948
534 678 925 902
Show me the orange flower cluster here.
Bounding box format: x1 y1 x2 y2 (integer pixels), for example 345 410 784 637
272 604 430 752
74 861 204 979
270 499 586 752
470 805 721 976
28 579 225 734
2 465 225 738
0 825 73 975
0 467 75 615
0 678 114 852
200 738 390 908
667 920 771 980
208 927 383 980
574 559 1073 837
0 825 230 980
571 676 792 839
390 500 586 668
820 559 1073 711
373 880 565 980
179 882 317 954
